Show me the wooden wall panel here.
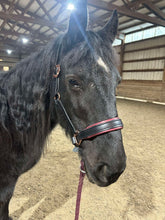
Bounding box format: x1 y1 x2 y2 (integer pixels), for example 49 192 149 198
117 81 165 102
114 45 121 54
161 83 165 102
115 36 165 103
124 48 165 60
124 36 165 51
123 60 164 70
122 71 163 80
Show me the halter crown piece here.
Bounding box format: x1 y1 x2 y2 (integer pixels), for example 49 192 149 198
53 65 123 148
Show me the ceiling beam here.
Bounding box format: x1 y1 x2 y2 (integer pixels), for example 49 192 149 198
143 1 165 20
119 7 165 30
0 38 17 48
35 0 57 34
9 0 35 37
119 21 146 32
0 11 65 30
124 24 156 35
0 37 43 53
0 3 6 11
87 0 165 26
0 19 52 43
0 0 17 32
123 0 145 10
0 29 51 42
22 0 35 14
35 0 53 22
0 0 66 30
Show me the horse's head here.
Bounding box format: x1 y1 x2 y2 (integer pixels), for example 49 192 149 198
55 0 126 187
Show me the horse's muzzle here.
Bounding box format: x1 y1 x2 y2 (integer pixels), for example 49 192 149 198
93 161 126 187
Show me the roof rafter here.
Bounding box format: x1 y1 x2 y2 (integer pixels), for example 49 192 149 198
0 2 6 11
143 0 165 20
22 0 35 14
123 0 145 10
0 11 64 30
0 0 17 41
3 18 51 42
35 0 53 22
0 37 43 53
0 29 50 42
87 0 165 26
0 0 65 30
35 0 57 34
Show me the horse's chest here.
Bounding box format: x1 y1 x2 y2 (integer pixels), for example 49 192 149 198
20 144 43 174
13 137 44 175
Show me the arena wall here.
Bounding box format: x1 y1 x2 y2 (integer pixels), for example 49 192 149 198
116 35 165 103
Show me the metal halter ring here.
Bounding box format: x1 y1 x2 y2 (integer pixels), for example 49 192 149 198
53 64 61 78
80 166 86 174
54 92 60 100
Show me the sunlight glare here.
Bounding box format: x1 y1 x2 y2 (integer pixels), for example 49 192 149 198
22 38 29 44
67 3 75 11
7 49 12 55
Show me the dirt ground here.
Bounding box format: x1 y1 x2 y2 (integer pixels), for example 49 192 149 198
10 99 165 220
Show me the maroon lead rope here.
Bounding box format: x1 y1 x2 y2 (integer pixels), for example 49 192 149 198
75 160 86 220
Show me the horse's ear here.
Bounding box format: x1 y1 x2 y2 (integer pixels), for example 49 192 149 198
66 0 87 45
98 10 118 43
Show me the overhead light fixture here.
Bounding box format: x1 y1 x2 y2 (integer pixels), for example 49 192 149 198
7 49 12 55
0 59 3 61
67 3 75 11
22 37 29 44
3 66 9 71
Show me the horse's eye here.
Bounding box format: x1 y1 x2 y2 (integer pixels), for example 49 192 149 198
69 79 80 88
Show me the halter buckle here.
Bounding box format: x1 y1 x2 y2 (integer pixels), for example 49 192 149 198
72 131 82 147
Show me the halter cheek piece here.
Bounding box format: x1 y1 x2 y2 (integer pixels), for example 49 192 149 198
53 65 123 147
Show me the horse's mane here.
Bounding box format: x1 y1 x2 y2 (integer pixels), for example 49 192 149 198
0 35 64 154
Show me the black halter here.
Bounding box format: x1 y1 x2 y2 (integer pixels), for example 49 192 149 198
53 65 123 147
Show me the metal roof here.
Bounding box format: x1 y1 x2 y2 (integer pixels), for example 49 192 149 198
0 0 165 64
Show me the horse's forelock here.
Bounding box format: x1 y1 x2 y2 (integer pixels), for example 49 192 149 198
61 31 118 71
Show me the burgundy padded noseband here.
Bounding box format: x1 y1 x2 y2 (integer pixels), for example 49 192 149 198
72 117 123 146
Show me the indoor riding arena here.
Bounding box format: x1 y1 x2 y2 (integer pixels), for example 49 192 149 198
0 1 165 220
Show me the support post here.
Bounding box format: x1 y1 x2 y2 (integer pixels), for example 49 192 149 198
119 39 125 78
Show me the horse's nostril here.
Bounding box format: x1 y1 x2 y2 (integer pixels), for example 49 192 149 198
95 163 124 186
95 164 109 182
109 172 122 184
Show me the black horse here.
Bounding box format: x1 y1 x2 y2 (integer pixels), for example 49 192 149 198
0 1 126 219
